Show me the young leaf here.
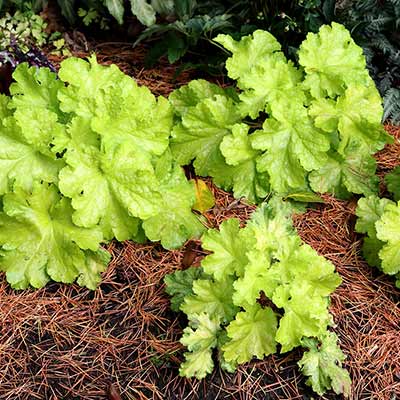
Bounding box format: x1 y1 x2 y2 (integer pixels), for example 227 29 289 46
222 304 278 364
179 313 221 379
299 332 351 397
201 218 250 281
375 201 400 275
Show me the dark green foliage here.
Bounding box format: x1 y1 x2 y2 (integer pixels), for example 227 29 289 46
136 0 335 66
336 0 400 124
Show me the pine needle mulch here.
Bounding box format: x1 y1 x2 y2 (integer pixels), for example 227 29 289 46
1 126 399 400
1 43 400 399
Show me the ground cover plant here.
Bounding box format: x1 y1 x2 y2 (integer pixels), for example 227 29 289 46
0 56 204 290
165 198 351 396
170 23 391 203
355 195 400 288
0 13 399 400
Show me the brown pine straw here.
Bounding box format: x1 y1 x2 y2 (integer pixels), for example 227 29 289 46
2 43 400 398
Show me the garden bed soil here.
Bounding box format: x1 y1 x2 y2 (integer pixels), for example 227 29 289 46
0 43 399 400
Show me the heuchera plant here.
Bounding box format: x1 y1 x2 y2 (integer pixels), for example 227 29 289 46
0 57 204 289
355 195 400 288
165 199 351 396
170 23 391 203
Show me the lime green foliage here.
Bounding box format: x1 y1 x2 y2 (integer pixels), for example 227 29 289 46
299 332 351 397
0 183 109 290
355 196 400 288
170 23 390 203
165 199 350 396
0 57 204 289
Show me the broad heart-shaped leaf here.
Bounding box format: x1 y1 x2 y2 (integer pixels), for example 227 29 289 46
164 267 206 312
298 22 371 98
270 244 341 352
201 218 251 281
169 79 230 116
251 98 330 195
58 134 157 241
142 152 205 249
355 196 393 236
299 332 351 397
59 56 172 158
0 183 106 290
179 313 221 379
222 304 278 364
171 94 241 187
220 123 269 203
309 145 379 198
10 63 65 119
309 85 389 156
0 114 62 195
180 277 238 323
274 284 333 353
214 30 282 88
215 30 301 119
385 166 400 201
375 201 400 275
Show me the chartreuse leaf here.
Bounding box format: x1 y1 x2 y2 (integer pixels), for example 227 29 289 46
355 196 400 286
214 30 282 89
0 115 62 195
59 56 172 157
251 96 330 195
0 183 106 290
375 202 400 275
299 332 351 396
222 304 278 364
180 277 238 323
215 30 301 119
355 196 393 236
309 85 390 156
142 151 205 249
58 134 156 241
309 145 379 198
201 218 250 281
220 123 269 202
171 94 241 187
385 167 400 201
9 63 65 118
298 22 370 98
169 79 232 116
355 196 394 268
179 313 221 379
165 199 348 396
